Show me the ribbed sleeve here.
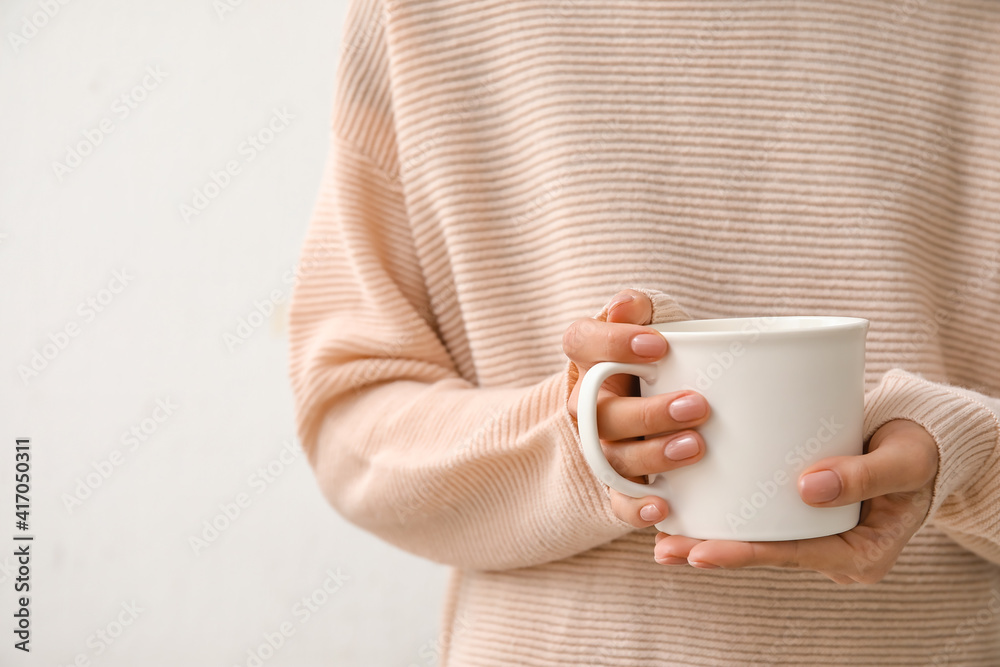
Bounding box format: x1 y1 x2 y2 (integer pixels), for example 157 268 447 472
291 0 1000 663
288 72 630 570
865 370 1000 563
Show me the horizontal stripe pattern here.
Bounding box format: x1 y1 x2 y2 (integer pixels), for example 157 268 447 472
288 0 1000 664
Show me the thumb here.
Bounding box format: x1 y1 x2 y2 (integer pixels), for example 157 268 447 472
604 289 653 325
798 420 938 506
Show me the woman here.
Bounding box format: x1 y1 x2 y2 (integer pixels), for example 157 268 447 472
289 1 1000 663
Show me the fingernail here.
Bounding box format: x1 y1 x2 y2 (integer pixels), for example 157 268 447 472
668 394 707 422
607 293 634 317
664 434 700 461
688 560 720 569
655 555 688 565
639 504 663 522
800 470 842 503
631 332 666 358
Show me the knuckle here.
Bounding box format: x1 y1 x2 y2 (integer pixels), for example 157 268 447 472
600 329 619 360
855 568 888 585
636 397 660 435
561 320 588 357
852 559 890 585
632 446 657 478
916 447 939 484
603 444 626 475
608 491 639 526
855 462 879 499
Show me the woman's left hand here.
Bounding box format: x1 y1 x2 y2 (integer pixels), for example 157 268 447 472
653 419 939 584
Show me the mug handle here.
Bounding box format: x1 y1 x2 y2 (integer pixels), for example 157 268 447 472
577 361 671 499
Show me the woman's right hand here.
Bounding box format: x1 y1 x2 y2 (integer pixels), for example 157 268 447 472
564 289 711 528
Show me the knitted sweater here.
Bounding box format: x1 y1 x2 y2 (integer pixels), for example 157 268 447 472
288 1 1000 664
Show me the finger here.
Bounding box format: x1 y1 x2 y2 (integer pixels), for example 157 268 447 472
680 539 868 581
597 391 710 441
798 427 937 507
605 289 654 325
604 430 704 478
562 317 668 367
653 479 930 583
658 497 921 583
682 536 850 574
653 534 703 565
609 490 669 529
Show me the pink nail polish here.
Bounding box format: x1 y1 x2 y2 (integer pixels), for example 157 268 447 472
688 560 720 570
631 333 666 358
668 394 707 422
664 434 699 461
655 556 688 566
639 504 662 522
800 470 842 503
607 293 634 316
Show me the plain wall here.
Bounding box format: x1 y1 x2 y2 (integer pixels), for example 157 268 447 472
0 1 449 665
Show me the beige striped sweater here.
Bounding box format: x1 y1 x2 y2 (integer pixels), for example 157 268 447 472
288 1 1000 664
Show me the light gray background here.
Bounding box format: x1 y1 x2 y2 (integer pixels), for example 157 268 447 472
1 1 449 665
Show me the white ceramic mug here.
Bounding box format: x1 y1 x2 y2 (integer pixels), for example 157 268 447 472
577 316 869 541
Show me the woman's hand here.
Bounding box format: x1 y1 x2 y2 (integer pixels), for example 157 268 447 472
653 419 939 584
565 289 710 528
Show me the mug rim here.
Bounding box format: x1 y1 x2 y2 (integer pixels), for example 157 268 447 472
651 315 869 338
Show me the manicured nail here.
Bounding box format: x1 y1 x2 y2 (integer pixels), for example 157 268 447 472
664 434 700 461
607 293 634 317
639 504 663 522
668 394 707 422
799 470 842 503
688 560 720 569
655 555 688 565
631 332 666 358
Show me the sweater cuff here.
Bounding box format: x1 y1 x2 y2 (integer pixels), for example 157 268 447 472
863 369 1000 521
